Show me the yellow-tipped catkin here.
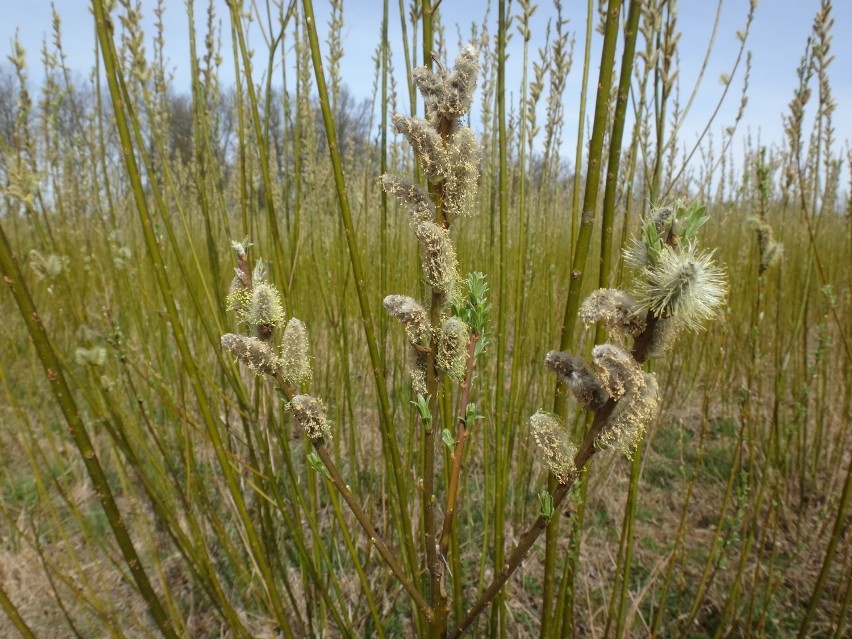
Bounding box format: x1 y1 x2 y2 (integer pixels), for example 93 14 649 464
529 410 577 483
591 343 643 401
380 173 435 225
226 276 251 316
579 289 646 338
280 318 312 387
392 114 447 182
597 371 660 459
221 333 281 376
544 350 609 411
246 282 285 339
383 295 431 345
409 346 428 397
437 316 470 381
444 126 481 217
415 221 460 300
289 395 330 441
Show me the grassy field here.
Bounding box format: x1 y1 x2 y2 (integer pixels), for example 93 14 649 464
1 0 850 637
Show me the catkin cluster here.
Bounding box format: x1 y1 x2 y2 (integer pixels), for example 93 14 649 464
382 45 483 394
534 201 728 460
220 242 326 442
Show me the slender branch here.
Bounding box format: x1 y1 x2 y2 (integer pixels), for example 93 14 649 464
439 333 480 557
312 444 434 622
300 0 420 588
450 311 659 636
0 556 39 638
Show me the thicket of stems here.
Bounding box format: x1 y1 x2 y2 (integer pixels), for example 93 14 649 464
0 0 849 637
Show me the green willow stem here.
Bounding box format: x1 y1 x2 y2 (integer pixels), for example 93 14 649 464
598 0 642 296
798 447 852 638
300 0 420 597
544 0 624 633
506 0 534 470
397 0 417 116
0 224 177 639
0 567 37 638
91 3 294 633
614 438 643 638
380 0 390 364
596 3 643 636
570 0 595 250
492 3 509 637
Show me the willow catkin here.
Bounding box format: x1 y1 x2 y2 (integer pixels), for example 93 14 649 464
437 316 469 381
380 173 435 225
444 126 481 218
591 343 643 401
544 350 609 411
392 114 447 182
597 372 660 459
415 221 460 301
280 318 312 387
246 282 286 341
289 395 330 441
579 288 646 338
412 43 479 121
221 333 280 376
529 411 577 483
383 295 431 345
635 244 727 331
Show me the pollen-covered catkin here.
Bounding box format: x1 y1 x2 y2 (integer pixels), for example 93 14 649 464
380 174 435 225
246 282 285 340
544 351 609 411
438 317 470 381
412 43 479 121
591 343 643 401
636 244 727 331
383 295 431 345
409 346 428 397
415 221 460 300
221 333 281 376
579 289 645 338
392 114 447 182
438 44 479 119
280 318 312 387
226 275 250 316
597 372 660 459
530 411 577 483
444 127 481 217
289 395 330 441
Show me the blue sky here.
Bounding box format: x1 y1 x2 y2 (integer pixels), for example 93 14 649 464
4 1 851 181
